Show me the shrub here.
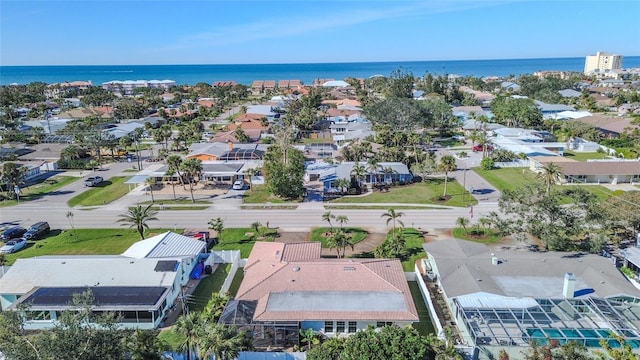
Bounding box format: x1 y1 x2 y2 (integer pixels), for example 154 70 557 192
480 157 495 170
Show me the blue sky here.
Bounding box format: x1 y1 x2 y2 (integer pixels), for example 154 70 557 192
1 0 639 65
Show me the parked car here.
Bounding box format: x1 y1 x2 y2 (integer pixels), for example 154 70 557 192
0 238 28 254
84 176 104 187
232 180 245 190
23 221 50 240
472 144 494 152
1 226 26 241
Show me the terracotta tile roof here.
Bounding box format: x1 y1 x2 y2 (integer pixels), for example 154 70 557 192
263 80 276 88
197 100 215 108
278 80 289 88
227 116 270 131
236 242 418 322
251 81 264 88
577 115 638 135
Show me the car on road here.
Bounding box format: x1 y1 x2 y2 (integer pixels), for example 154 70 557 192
232 180 245 190
0 238 28 254
23 221 50 240
84 176 104 187
1 226 26 241
472 144 494 152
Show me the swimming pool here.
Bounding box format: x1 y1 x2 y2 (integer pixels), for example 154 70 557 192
526 328 640 349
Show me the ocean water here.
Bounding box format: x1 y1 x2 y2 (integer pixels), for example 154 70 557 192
1 57 640 86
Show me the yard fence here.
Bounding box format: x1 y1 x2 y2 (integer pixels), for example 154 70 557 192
207 250 242 294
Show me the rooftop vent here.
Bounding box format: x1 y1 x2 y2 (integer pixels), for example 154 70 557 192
344 266 356 271
293 266 300 272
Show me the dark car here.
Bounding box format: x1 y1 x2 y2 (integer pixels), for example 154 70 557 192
472 144 494 152
23 221 50 240
1 226 27 241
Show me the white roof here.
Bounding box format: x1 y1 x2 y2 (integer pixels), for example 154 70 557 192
122 231 206 259
322 80 349 87
0 256 178 294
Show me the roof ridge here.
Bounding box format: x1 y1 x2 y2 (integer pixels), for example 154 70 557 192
236 262 286 299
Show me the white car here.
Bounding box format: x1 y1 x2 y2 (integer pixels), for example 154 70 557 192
232 180 244 190
84 176 103 187
1 238 28 254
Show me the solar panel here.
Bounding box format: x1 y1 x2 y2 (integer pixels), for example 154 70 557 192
22 286 169 307
154 260 179 272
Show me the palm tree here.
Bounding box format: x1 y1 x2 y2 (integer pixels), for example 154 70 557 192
196 323 250 360
180 158 203 203
66 211 77 238
173 311 204 360
366 158 380 184
456 216 470 233
145 177 156 203
166 155 185 190
322 211 336 232
537 162 562 195
117 205 159 239
164 169 177 200
437 155 457 198
389 230 406 257
381 208 405 238
334 178 350 194
350 162 366 189
326 229 355 258
335 215 349 230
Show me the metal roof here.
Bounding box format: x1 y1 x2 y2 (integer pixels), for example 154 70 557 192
125 175 149 184
17 286 168 309
121 231 206 259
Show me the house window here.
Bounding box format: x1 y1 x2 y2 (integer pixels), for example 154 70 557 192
376 321 393 328
348 321 357 333
24 311 51 321
336 321 345 333
324 321 334 333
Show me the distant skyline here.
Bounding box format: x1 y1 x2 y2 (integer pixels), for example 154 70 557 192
1 0 639 66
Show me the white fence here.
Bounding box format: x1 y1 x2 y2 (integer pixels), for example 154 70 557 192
206 250 242 295
414 264 444 339
493 159 530 168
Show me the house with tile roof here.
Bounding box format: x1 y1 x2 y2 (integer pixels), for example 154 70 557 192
531 157 640 184
220 242 418 345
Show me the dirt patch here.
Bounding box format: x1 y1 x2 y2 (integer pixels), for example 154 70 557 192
276 232 309 243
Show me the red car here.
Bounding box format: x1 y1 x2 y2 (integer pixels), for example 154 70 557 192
472 144 494 152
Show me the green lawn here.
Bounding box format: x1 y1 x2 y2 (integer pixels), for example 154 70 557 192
563 151 608 162
472 167 537 192
0 176 79 207
408 281 436 335
309 227 367 248
242 185 291 204
473 167 613 201
452 227 504 244
212 228 274 258
228 269 244 297
189 264 230 312
67 176 130 207
2 228 172 265
157 329 184 350
138 199 212 205
399 228 427 271
331 179 476 207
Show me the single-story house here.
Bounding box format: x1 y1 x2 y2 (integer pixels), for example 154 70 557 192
422 239 640 358
220 242 418 345
316 161 413 192
531 157 640 184
0 232 207 330
186 142 268 162
577 115 639 138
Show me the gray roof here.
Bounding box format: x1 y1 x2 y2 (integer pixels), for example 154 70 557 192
0 256 178 295
266 291 406 313
558 89 582 98
423 239 640 299
534 100 575 112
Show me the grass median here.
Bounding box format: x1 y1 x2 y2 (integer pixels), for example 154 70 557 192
0 176 79 207
67 176 129 207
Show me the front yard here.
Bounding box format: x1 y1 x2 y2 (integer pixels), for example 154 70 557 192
331 179 476 207
67 176 130 207
0 175 79 207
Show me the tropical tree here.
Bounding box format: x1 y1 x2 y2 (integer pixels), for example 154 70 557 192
145 177 156 203
537 162 563 195
334 178 351 194
208 217 225 244
163 168 177 200
196 323 251 360
173 311 204 360
456 216 470 232
381 208 405 238
336 215 349 229
66 211 77 238
180 158 203 203
166 155 185 190
1 162 27 199
322 211 336 232
366 158 380 184
437 155 457 197
117 205 159 239
350 162 366 189
299 328 320 350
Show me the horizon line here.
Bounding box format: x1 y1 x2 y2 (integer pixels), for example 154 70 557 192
3 54 640 67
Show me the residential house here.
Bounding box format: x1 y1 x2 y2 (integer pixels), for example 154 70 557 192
102 80 175 95
186 142 268 162
212 81 237 87
558 89 582 98
317 161 413 192
220 242 418 346
329 119 373 144
250 81 264 95
531 157 640 184
227 113 271 133
422 239 640 359
534 100 575 119
500 81 521 92
0 232 206 330
460 86 496 106
578 114 638 138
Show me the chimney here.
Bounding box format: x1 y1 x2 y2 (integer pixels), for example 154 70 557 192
563 273 576 298
491 253 498 265
228 141 233 151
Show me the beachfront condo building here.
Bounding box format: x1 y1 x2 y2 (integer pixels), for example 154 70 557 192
584 51 622 74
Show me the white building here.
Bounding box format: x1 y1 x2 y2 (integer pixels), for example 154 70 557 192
584 51 623 74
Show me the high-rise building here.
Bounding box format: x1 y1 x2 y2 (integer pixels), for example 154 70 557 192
584 51 623 74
